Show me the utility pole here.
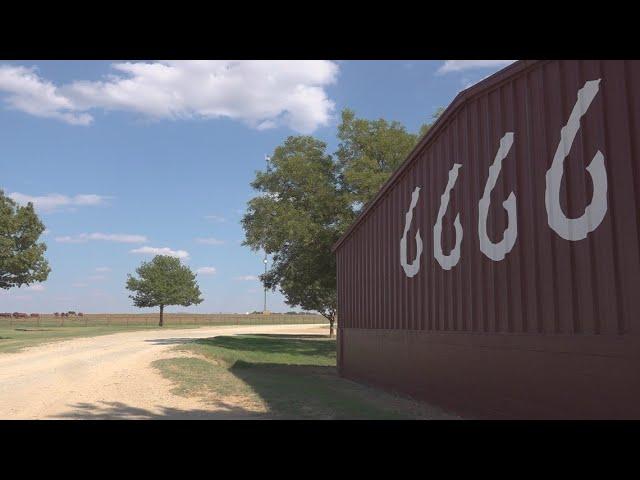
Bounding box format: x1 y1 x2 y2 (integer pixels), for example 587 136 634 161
263 254 268 314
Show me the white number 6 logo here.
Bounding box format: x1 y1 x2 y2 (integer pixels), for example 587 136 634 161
545 79 608 241
400 186 423 277
434 164 463 270
478 132 517 261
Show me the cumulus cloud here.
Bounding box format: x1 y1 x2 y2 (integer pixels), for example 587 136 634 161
0 65 92 125
0 61 339 133
196 267 217 275
8 192 109 213
130 246 190 259
55 233 147 244
195 237 225 245
234 275 259 281
437 60 516 74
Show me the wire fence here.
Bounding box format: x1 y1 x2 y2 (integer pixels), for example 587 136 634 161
0 313 327 329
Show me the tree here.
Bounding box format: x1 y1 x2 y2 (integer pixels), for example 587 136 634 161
242 108 445 337
125 255 203 326
337 108 444 209
418 106 446 138
242 136 352 336
336 109 420 208
0 190 50 290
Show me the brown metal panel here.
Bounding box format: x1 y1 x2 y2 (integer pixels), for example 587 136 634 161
526 65 559 335
334 60 640 418
599 60 640 335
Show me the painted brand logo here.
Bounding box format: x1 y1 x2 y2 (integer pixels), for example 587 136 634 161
400 79 608 278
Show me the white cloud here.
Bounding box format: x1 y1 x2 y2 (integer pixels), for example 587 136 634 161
196 266 217 275
8 192 109 213
55 233 147 244
26 284 45 292
0 65 92 125
234 275 259 281
437 60 516 74
0 61 339 133
130 246 190 259
195 237 225 245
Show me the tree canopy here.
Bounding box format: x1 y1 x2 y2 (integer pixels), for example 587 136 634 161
337 109 421 207
242 108 443 335
0 190 50 290
126 255 203 326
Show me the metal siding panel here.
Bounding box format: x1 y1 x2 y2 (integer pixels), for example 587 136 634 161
335 60 640 418
625 60 640 335
489 85 509 332
529 65 560 334
601 60 640 335
502 79 524 334
427 146 436 331
547 61 576 335
468 99 483 333
515 72 541 334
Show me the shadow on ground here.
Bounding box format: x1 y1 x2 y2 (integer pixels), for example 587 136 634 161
193 335 335 359
145 337 201 346
54 400 266 420
148 334 456 420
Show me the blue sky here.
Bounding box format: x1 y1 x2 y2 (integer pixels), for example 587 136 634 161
0 60 514 313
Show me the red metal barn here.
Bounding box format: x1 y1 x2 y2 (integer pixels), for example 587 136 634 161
332 60 640 419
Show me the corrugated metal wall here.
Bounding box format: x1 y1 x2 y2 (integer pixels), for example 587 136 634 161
334 60 640 419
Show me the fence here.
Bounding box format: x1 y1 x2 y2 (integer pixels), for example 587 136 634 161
0 313 326 329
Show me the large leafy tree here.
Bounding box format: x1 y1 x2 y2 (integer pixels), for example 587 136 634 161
242 108 443 336
0 190 50 290
126 255 203 326
242 136 352 336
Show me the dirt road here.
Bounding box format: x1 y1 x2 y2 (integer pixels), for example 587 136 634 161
0 324 328 419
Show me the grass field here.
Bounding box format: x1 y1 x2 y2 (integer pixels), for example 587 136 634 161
153 333 457 419
0 325 202 354
0 313 325 354
0 312 324 329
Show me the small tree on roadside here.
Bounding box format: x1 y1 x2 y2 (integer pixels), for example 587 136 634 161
125 255 203 326
0 190 50 290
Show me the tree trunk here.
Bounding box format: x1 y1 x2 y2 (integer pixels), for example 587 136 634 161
159 305 164 327
329 318 335 338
